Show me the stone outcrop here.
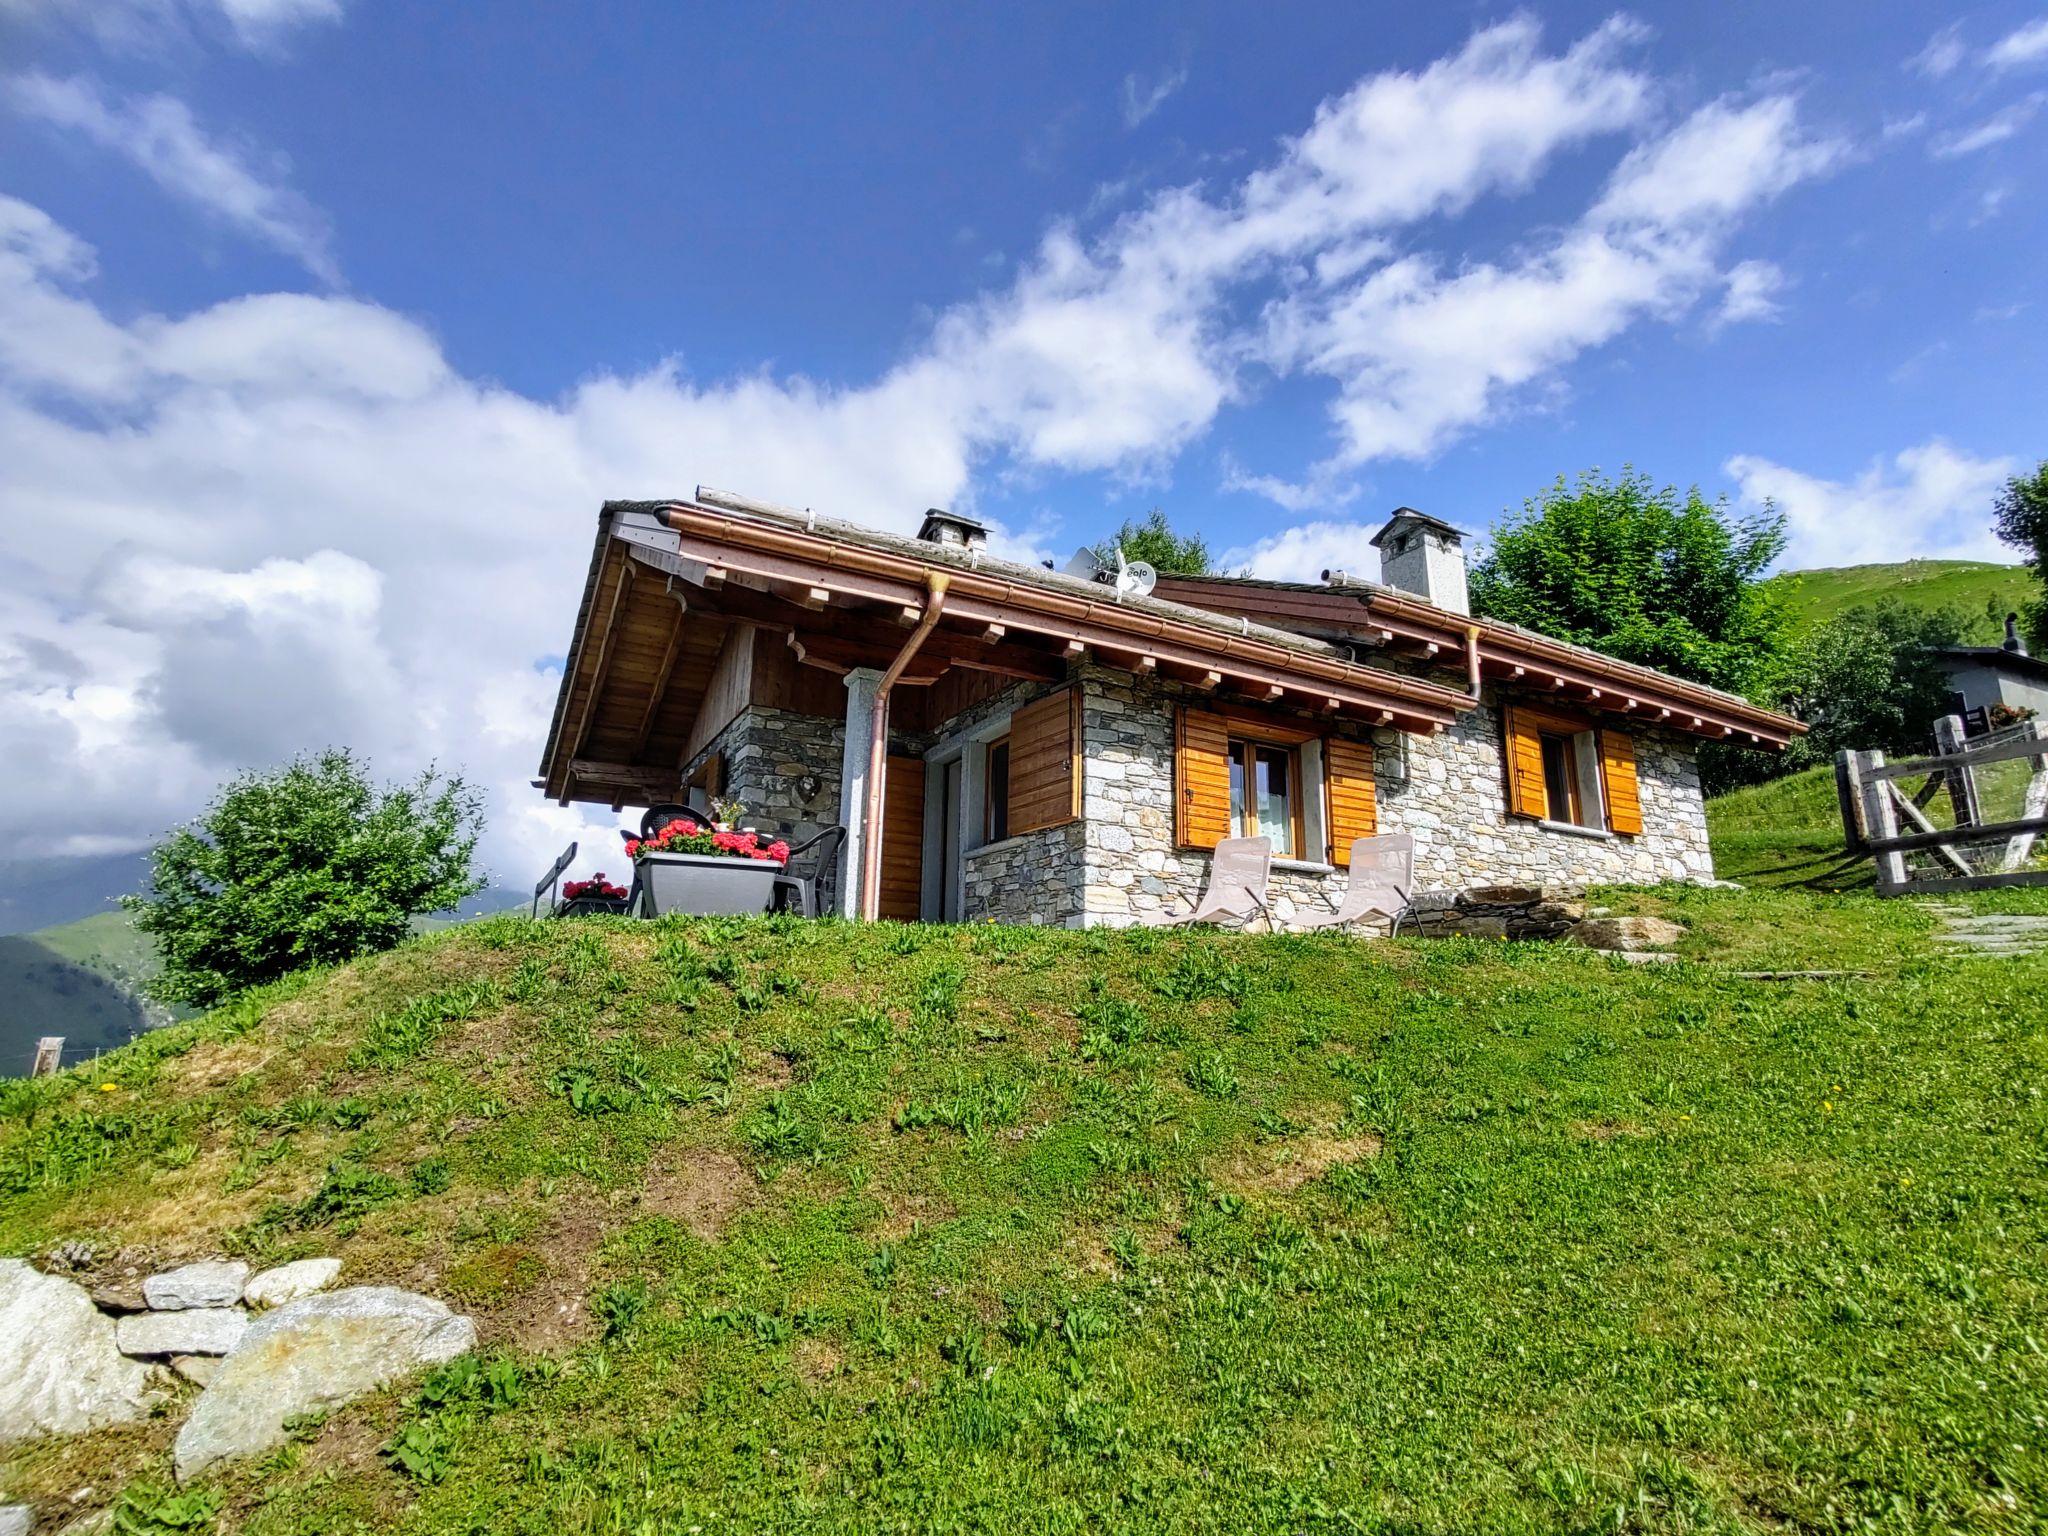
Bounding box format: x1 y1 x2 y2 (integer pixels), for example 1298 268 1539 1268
1569 915 1689 953
116 1307 249 1358
174 1287 477 1480
245 1258 341 1309
0 1260 156 1444
0 1504 32 1536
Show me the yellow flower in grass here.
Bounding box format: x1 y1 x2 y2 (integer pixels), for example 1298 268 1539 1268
98 1083 118 1092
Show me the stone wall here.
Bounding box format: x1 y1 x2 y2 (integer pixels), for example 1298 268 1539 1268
681 706 844 830
962 820 1085 926
1073 666 1713 931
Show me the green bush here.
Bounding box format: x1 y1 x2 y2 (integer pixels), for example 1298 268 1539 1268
127 748 483 1008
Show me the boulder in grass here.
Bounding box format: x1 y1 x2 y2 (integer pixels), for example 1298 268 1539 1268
244 1258 341 1309
173 1287 476 1480
0 1260 157 1444
117 1308 249 1359
144 1261 249 1311
0 1505 31 1536
1569 915 1688 953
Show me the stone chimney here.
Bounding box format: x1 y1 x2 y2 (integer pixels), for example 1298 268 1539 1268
2005 611 2030 657
916 508 988 550
1368 508 1470 615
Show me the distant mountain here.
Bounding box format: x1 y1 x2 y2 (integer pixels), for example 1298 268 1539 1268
0 852 151 936
1766 560 2035 640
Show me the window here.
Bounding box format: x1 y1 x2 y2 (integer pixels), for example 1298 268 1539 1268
1226 737 1299 856
984 736 1010 843
1539 732 1581 824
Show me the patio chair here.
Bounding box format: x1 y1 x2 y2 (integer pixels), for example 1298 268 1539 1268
1295 833 1416 937
771 824 847 918
1149 836 1273 929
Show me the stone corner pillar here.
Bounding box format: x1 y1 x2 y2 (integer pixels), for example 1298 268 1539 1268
837 668 886 917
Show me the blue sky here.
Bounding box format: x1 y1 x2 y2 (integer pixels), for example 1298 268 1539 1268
2 0 2045 885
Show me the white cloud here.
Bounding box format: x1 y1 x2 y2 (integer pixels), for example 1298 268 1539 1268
1987 15 2048 69
0 17 1848 886
1724 441 2020 568
1220 520 1384 583
1714 259 1787 328
1119 64 1187 128
1931 93 2045 157
5 73 340 283
1909 23 1969 78
0 0 340 52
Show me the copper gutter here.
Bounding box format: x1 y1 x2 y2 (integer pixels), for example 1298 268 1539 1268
861 573 949 920
658 500 1468 729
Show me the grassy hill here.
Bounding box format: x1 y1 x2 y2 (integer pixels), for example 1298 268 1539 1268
1766 559 2034 640
4 899 2045 1531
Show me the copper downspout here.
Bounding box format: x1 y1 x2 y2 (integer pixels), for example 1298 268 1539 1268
1465 623 1483 702
860 573 950 920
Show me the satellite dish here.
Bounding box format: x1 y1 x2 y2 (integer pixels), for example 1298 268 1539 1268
1063 545 1108 581
1117 559 1157 598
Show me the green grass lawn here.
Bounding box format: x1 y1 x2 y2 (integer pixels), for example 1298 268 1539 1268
1765 560 2035 641
4 901 2045 1534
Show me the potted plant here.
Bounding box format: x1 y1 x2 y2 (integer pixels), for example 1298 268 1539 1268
626 817 791 917
556 874 630 917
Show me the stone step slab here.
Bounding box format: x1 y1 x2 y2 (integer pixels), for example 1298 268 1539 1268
144 1261 249 1311
117 1307 249 1358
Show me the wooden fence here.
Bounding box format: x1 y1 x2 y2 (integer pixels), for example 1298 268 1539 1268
1837 717 2048 895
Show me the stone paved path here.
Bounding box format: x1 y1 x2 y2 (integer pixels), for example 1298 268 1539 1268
1922 903 2048 958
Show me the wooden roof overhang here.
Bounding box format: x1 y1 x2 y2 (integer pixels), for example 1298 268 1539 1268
1152 574 1804 750
537 497 1476 807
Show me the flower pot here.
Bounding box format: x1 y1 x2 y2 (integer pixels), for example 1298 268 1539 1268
632 850 782 917
555 896 629 918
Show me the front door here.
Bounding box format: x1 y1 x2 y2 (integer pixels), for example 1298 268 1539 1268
876 754 925 922
936 756 964 922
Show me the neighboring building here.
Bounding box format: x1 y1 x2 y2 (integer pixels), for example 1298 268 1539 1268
536 491 1801 927
1931 616 2048 733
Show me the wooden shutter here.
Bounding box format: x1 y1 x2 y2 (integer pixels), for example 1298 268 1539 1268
1175 706 1232 849
1503 706 1548 819
1598 730 1643 836
1324 737 1377 864
877 755 925 921
1007 687 1080 835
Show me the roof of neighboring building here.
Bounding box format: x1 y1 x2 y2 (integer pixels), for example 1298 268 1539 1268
1931 645 2048 684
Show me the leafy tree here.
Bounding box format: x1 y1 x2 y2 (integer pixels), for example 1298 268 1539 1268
1113 508 1212 575
1469 469 1791 700
127 750 484 1008
1992 459 2048 651
1778 602 1971 769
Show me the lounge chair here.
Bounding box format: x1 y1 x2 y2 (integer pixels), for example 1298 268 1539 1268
771 824 847 918
1296 833 1415 936
1151 836 1273 929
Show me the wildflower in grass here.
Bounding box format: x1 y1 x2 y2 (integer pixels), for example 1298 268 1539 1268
98 1083 118 1092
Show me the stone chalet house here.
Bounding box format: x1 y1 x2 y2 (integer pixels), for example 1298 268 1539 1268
536 488 1800 927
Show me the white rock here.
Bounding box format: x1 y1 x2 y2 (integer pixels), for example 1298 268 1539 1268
173 1287 476 1480
0 1505 31 1536
244 1258 341 1309
144 1261 249 1311
0 1260 156 1444
117 1308 249 1358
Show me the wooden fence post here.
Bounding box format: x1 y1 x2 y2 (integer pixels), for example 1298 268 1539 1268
2002 721 2048 872
31 1037 63 1077
1933 714 1981 829
1856 750 1910 894
1834 749 1867 852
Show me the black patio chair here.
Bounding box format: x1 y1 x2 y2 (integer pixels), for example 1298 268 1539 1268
771 824 847 918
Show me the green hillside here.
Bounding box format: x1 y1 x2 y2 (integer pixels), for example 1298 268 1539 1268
1766 559 2034 639
4 900 2045 1531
